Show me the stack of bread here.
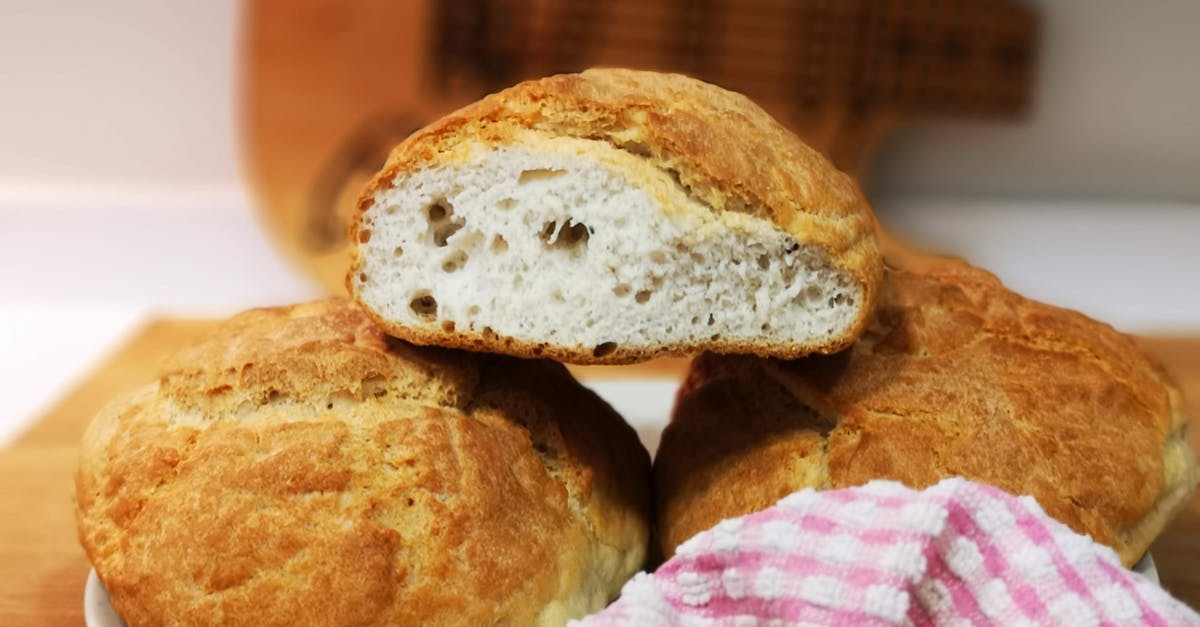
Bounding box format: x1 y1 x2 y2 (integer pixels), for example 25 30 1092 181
76 69 1197 626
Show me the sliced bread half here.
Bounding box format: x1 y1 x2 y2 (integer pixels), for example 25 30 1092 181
349 68 882 363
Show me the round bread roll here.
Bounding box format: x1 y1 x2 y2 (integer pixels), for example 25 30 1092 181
655 256 1197 566
75 299 651 626
349 68 881 364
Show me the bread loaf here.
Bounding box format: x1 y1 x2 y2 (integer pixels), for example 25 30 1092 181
75 299 652 626
349 68 881 364
655 257 1197 566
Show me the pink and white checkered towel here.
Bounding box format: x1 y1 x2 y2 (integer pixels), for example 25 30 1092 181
576 478 1199 626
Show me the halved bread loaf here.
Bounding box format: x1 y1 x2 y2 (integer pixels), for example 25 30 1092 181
349 68 882 364
655 256 1198 567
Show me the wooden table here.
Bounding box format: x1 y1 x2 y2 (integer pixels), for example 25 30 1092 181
2 321 1198 625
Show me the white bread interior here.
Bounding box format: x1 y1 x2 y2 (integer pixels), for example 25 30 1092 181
354 133 862 358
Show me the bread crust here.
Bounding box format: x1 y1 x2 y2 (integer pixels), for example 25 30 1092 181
348 68 882 364
75 299 651 626
655 257 1198 566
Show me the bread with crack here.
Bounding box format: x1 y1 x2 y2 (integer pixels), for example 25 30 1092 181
75 299 651 626
349 68 881 364
654 256 1197 566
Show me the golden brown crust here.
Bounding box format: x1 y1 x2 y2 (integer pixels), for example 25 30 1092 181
655 258 1198 566
348 68 882 364
76 299 651 626
347 313 864 367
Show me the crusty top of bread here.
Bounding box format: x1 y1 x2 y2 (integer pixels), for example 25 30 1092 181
656 257 1197 566
76 299 651 626
349 68 882 363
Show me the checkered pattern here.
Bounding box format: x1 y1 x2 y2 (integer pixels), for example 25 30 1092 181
575 478 1199 626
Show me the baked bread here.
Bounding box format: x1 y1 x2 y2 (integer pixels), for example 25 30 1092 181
348 68 881 364
75 299 651 626
655 256 1197 566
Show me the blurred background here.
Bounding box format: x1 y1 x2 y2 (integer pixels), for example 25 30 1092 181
2 0 1200 444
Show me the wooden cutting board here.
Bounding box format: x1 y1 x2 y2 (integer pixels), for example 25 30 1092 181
1 320 1197 625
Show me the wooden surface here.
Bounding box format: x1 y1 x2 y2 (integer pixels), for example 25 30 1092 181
1 319 1197 625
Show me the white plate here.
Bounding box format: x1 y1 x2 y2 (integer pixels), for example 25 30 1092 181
84 569 124 627
1134 552 1160 586
83 555 1162 626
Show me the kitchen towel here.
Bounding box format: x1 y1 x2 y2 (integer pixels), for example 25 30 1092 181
576 478 1199 626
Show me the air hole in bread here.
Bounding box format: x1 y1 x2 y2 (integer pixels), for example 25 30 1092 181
551 289 565 303
441 250 467 273
539 220 590 253
409 292 438 318
358 272 368 283
798 285 822 304
393 246 403 257
433 222 463 247
613 284 631 298
618 140 652 157
757 254 770 270
490 234 508 253
665 168 708 207
708 314 716 326
426 200 465 247
650 251 667 264
726 195 754 214
761 322 771 331
358 229 372 244
441 320 456 332
564 222 593 247
497 198 517 210
518 168 567 184
635 290 652 304
467 305 480 317
593 342 618 358
690 316 700 325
